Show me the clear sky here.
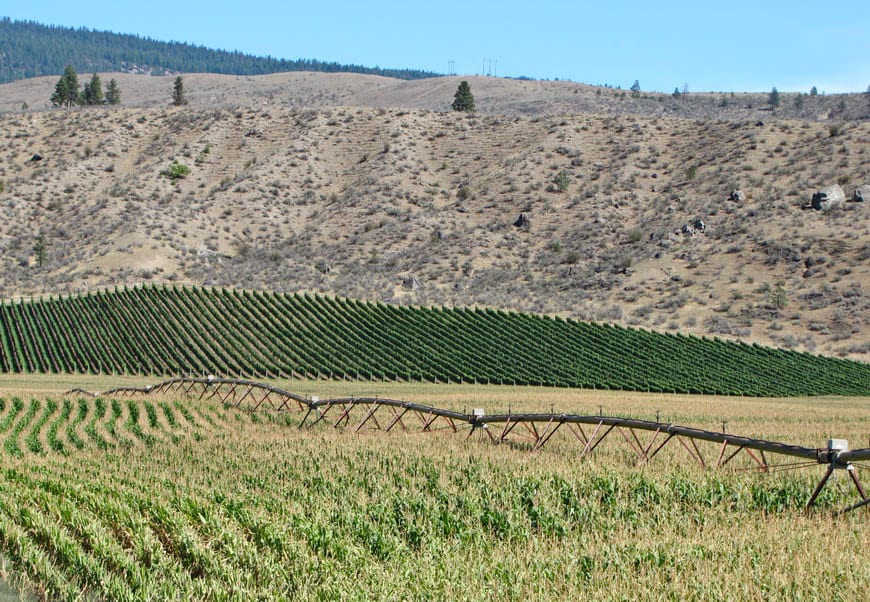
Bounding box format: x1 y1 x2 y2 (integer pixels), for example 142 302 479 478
3 1 868 93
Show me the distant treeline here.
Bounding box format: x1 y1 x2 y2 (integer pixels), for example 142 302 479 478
0 17 441 83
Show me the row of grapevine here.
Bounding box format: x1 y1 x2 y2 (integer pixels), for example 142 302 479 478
0 285 867 396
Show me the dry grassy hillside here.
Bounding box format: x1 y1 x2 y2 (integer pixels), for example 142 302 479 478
0 74 867 361
2 72 868 120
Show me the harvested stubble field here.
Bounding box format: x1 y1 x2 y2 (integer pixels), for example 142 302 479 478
0 376 867 600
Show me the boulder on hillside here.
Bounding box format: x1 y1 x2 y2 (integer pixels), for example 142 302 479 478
401 276 421 291
811 184 845 210
729 190 745 202
853 185 868 202
29 153 43 162
680 219 707 237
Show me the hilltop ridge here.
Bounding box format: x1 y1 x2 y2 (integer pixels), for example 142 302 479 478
3 71 869 121
0 17 438 83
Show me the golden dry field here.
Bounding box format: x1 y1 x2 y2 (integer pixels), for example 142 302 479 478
0 375 867 600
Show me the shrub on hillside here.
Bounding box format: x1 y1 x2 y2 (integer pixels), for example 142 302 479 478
162 161 190 181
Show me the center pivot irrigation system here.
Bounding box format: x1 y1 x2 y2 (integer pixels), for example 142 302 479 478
73 377 870 515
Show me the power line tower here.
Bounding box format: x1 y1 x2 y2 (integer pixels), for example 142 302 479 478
480 58 498 77
448 61 455 76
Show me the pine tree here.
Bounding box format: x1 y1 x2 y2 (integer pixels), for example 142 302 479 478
81 73 104 105
50 65 79 107
768 87 780 108
105 79 121 105
172 76 188 106
630 80 641 95
33 233 47 268
451 81 475 112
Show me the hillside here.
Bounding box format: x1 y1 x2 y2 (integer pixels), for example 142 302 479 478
3 71 869 121
0 18 438 83
0 75 867 361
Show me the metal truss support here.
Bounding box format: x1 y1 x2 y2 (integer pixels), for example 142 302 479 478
72 377 870 515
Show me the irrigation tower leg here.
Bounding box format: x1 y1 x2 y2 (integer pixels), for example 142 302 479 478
847 465 867 500
835 497 870 516
824 465 870 516
806 465 835 509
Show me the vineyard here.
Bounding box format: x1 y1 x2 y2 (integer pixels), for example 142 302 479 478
0 285 867 397
0 388 867 600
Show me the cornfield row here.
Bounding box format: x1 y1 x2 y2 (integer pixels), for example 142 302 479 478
0 285 867 396
0 394 865 600
0 395 280 460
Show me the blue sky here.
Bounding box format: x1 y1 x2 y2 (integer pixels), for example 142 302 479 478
3 1 868 92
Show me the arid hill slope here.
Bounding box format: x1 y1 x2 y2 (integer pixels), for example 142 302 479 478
2 72 868 120
0 73 867 361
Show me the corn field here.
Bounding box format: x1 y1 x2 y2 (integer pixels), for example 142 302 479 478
0 388 867 600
